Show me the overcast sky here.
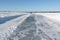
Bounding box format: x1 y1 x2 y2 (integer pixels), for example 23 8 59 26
0 0 60 11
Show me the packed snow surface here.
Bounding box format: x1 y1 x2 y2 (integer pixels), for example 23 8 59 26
0 12 60 40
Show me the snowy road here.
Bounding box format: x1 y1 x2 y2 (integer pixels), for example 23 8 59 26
0 13 60 40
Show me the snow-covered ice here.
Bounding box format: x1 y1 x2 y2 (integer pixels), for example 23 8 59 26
0 12 60 40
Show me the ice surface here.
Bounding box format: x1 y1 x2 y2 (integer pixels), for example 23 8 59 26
0 15 23 24
0 13 60 40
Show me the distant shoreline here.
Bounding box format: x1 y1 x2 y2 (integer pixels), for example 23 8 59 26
0 11 60 13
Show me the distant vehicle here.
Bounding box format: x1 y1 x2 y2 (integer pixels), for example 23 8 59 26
30 12 32 14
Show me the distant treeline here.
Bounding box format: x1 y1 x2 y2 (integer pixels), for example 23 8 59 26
0 11 60 13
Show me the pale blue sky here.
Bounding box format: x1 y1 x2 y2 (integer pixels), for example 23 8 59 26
0 0 60 11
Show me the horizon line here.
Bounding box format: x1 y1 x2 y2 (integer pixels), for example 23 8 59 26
0 11 60 13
